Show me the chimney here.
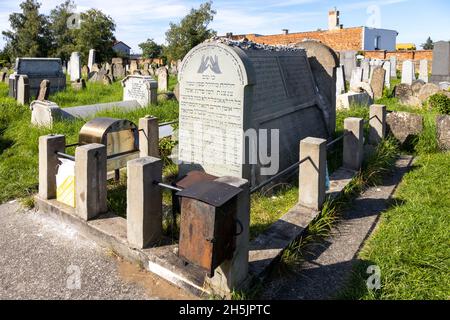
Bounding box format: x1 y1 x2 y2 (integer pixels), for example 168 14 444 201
328 8 341 31
282 29 289 35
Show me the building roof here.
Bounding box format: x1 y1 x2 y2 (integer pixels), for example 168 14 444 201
113 41 131 49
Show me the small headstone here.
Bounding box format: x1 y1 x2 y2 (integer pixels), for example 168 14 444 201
121 75 158 107
69 52 81 82
411 80 425 96
336 65 346 95
71 78 86 91
436 115 450 150
129 60 138 74
362 59 370 82
158 67 168 92
82 65 89 78
382 61 391 88
350 67 363 89
386 112 423 144
390 56 397 78
418 83 440 102
401 60 415 85
88 49 96 70
91 63 100 72
16 75 30 105
37 79 50 101
430 41 450 84
370 67 386 99
419 59 429 83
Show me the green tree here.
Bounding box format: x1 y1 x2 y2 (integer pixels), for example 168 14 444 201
421 37 434 50
73 9 116 64
48 0 77 62
164 1 216 61
2 0 52 60
139 38 162 59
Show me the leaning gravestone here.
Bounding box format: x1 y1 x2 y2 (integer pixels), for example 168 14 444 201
10 58 65 99
431 41 450 84
16 75 30 105
158 67 168 92
401 60 415 85
121 75 158 107
336 65 346 95
112 63 125 79
370 67 386 99
296 40 339 133
361 59 370 82
178 39 332 186
69 52 81 82
418 83 440 102
419 59 429 83
37 79 50 101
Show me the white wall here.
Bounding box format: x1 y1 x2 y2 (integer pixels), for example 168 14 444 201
362 27 397 51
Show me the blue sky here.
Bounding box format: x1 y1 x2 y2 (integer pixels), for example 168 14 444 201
0 0 449 53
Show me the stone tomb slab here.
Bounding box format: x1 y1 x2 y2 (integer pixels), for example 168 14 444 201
121 75 158 107
178 40 332 186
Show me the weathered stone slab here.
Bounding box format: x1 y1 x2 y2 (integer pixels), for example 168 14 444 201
419 59 429 83
69 52 81 82
418 83 440 102
399 95 422 108
370 67 386 99
386 111 423 143
350 67 363 89
339 50 357 80
157 67 168 92
16 74 30 105
336 65 346 94
436 115 450 150
401 60 415 85
431 41 450 84
178 39 331 186
361 58 370 82
37 79 50 101
382 61 391 88
394 83 413 98
411 80 425 96
121 75 158 107
336 92 372 109
30 100 67 127
439 82 450 91
390 56 397 78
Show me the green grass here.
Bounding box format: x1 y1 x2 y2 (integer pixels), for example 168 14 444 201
339 152 450 300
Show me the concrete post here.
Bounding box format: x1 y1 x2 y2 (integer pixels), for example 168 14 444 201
127 156 163 249
75 143 107 220
369 104 386 145
298 137 327 210
39 135 66 200
139 116 159 158
206 176 250 296
343 117 364 170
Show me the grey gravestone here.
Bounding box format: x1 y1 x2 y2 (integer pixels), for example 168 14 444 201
362 59 370 82
178 40 332 186
350 67 363 89
88 49 96 70
12 58 65 98
91 63 100 72
382 61 391 88
336 65 346 94
419 59 429 83
394 83 413 98
411 80 425 96
297 41 339 133
71 78 86 91
112 57 124 65
129 60 138 74
401 60 415 85
336 92 372 110
112 63 125 79
158 67 168 92
390 56 397 78
9 74 19 98
436 115 450 150
69 52 81 82
37 79 50 101
370 67 386 99
431 41 450 84
418 83 440 102
16 75 30 105
339 50 357 81
121 75 158 107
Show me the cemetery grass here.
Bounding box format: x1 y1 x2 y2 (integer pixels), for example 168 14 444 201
0 81 178 204
338 151 450 300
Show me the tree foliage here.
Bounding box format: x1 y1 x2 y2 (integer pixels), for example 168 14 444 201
2 0 51 61
421 37 434 50
48 0 77 62
164 1 217 61
139 38 162 59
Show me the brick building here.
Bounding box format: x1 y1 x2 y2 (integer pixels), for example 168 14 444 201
226 9 398 52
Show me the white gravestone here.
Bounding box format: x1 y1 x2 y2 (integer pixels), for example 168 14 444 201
69 52 81 82
336 65 346 95
350 67 363 89
88 49 96 70
178 40 331 186
158 68 168 92
121 75 158 107
362 59 370 82
401 60 415 85
382 61 391 88
419 59 429 83
390 56 397 78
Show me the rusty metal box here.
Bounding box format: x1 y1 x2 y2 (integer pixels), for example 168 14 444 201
177 181 242 277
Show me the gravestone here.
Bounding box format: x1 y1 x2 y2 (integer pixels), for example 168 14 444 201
350 67 363 89
401 60 415 85
370 67 386 99
158 67 168 92
69 52 81 82
394 83 413 98
0 72 6 82
297 41 339 133
82 65 89 78
436 115 450 150
390 56 397 78
439 82 450 91
91 63 100 72
8 74 20 98
411 80 425 96
71 78 86 91
11 58 65 98
112 63 125 79
129 60 138 74
382 61 391 88
121 75 158 107
386 112 423 144
430 41 450 84
16 75 30 105
112 57 124 65
37 79 50 101
418 83 440 102
361 59 370 82
173 82 180 101
419 59 429 83
336 65 346 94
178 39 332 186
339 50 357 81
88 49 96 70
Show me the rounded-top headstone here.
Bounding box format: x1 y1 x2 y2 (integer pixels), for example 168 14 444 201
418 83 441 102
